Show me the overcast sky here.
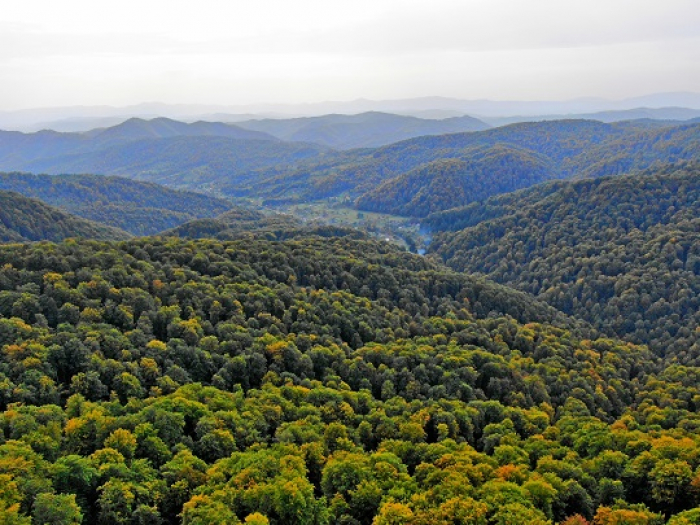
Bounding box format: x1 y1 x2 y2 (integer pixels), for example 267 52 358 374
1 0 699 110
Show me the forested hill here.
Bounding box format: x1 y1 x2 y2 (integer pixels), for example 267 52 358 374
162 208 372 242
235 111 490 149
229 119 624 201
429 162 700 361
0 118 329 190
1 118 697 207
352 121 700 217
16 136 330 189
230 120 699 207
4 236 700 523
569 122 700 180
162 208 301 239
0 172 234 235
355 146 553 217
0 190 131 242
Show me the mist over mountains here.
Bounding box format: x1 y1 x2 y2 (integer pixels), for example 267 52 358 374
3 91 700 132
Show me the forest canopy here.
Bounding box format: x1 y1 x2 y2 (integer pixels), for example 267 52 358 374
0 236 696 524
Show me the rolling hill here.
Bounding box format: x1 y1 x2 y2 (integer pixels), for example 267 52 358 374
228 119 700 206
162 207 372 242
355 146 553 217
0 190 131 242
16 136 330 188
0 117 276 167
162 207 301 238
1 117 697 213
223 119 625 201
235 111 490 149
0 172 234 235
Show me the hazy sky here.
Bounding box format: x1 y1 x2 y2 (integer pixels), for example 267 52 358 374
2 0 699 110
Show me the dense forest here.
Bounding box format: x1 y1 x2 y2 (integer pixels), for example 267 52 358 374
422 181 570 233
163 210 372 244
0 191 131 243
430 163 700 362
226 120 700 206
226 119 631 202
4 236 700 524
355 146 552 217
0 173 233 235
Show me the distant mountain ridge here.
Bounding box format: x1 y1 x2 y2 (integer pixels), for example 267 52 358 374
0 117 277 168
83 117 277 142
2 91 699 130
235 111 490 149
17 136 329 188
0 118 331 189
482 106 700 126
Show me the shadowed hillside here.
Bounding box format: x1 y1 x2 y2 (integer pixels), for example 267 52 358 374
430 162 700 361
0 190 131 242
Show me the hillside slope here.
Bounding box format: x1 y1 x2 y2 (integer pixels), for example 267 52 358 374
0 190 131 242
569 123 700 179
429 163 700 361
230 120 699 205
355 146 553 216
232 119 623 200
0 172 233 235
18 136 330 188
